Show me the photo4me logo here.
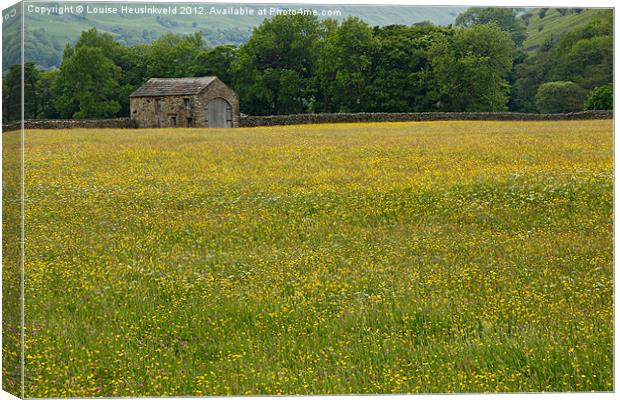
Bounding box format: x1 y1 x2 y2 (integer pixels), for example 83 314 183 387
24 3 342 17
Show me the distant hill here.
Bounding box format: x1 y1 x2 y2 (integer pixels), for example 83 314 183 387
4 3 466 72
520 8 610 51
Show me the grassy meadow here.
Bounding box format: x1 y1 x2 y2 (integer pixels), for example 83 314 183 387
18 120 613 396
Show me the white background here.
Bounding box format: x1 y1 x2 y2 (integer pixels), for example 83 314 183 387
0 1 617 399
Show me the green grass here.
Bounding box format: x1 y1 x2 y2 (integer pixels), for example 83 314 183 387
522 8 609 51
12 120 613 396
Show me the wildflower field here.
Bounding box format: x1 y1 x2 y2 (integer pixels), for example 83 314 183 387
14 120 614 396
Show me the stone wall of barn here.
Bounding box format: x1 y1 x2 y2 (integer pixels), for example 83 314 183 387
130 95 198 128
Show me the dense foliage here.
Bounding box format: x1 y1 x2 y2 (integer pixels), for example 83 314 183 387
2 7 613 121
455 7 527 46
232 14 323 115
534 81 586 114
429 24 514 112
511 9 612 113
584 84 613 111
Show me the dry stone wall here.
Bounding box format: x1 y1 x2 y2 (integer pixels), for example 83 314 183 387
2 110 612 132
238 110 613 127
2 118 136 132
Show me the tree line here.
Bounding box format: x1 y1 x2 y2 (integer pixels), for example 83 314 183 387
2 7 613 122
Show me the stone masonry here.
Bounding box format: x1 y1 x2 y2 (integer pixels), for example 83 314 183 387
3 110 612 132
129 77 240 128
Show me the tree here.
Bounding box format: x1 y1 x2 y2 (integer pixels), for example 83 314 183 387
146 32 206 78
23 63 41 118
584 84 613 110
118 44 150 115
510 52 548 112
366 25 445 112
455 7 527 46
191 45 238 84
430 24 514 112
2 62 41 121
73 28 125 59
50 28 150 118
76 29 148 115
550 35 613 89
2 64 22 122
316 17 376 113
38 69 61 119
55 46 121 118
231 14 322 115
535 81 585 113
546 11 613 88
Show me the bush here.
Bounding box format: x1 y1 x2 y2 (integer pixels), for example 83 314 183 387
535 81 586 113
539 8 548 19
584 84 613 110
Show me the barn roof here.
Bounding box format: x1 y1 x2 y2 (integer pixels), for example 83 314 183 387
130 77 218 97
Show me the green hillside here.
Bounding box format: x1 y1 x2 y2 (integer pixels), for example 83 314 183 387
521 8 610 51
4 3 465 72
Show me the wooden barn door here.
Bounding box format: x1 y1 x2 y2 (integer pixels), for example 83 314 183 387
205 98 232 128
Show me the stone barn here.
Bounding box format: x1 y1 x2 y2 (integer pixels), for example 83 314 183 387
130 77 239 128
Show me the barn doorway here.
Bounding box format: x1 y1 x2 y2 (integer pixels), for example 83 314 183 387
205 98 233 128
